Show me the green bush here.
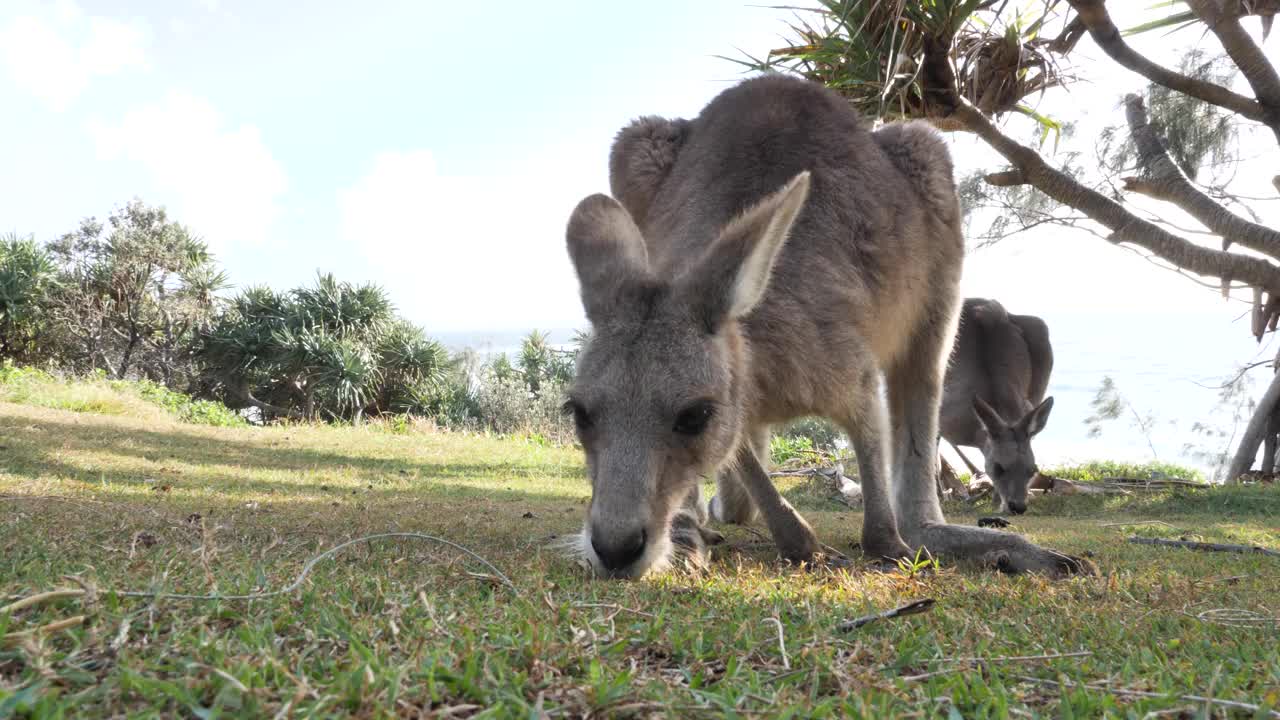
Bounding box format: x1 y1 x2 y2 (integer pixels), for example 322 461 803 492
118 379 247 428
776 416 842 452
770 434 816 465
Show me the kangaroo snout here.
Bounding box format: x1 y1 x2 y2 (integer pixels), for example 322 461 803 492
590 526 647 572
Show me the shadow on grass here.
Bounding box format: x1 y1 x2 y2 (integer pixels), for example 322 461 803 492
0 411 587 505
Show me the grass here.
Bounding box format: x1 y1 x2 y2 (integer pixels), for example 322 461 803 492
0 365 245 429
1044 460 1207 485
0 381 1278 718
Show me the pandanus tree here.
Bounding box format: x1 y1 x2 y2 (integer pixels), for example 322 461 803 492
198 273 450 423
736 0 1280 480
0 233 58 365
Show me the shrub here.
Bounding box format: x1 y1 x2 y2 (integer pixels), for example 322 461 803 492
770 434 815 465
776 416 842 452
119 379 247 428
1043 460 1205 484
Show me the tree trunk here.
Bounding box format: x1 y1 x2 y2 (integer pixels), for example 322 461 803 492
1226 368 1280 482
118 328 140 379
1263 405 1280 474
222 373 301 420
1262 429 1276 475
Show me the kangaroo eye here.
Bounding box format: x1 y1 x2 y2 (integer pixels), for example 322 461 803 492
563 400 591 432
674 402 715 436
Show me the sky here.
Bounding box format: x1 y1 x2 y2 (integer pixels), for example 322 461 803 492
7 0 1280 471
1 0 1277 339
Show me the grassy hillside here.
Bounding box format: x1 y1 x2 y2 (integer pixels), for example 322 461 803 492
1 380 1277 718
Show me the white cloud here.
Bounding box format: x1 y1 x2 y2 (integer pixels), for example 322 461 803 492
0 3 148 110
339 150 591 332
89 92 287 247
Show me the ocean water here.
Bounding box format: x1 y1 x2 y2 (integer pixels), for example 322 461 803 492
438 309 1273 480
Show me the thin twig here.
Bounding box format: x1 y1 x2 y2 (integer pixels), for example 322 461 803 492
1013 675 1280 718
923 650 1094 665
571 602 656 619
0 589 87 615
839 598 935 631
762 617 790 670
1128 536 1280 558
899 650 1092 683
1100 520 1185 531
1193 608 1278 628
2 616 87 646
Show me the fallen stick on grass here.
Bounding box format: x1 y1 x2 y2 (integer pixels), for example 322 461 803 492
839 598 935 631
2 616 86 646
0 589 87 615
899 650 1092 683
1128 536 1280 558
1034 475 1130 496
1013 674 1280 718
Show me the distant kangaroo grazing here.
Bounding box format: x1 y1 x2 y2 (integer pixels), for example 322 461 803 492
940 298 1055 514
561 74 1091 580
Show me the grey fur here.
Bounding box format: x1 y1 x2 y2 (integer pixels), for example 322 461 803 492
564 75 1091 579
940 298 1055 514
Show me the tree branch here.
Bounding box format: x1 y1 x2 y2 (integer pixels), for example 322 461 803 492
1186 0 1280 142
952 98 1280 294
1065 0 1272 133
1123 93 1280 257
983 169 1025 186
219 373 301 420
922 22 1280 298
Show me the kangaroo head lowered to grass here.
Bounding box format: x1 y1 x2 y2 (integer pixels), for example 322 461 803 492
562 75 1092 580
940 297 1056 515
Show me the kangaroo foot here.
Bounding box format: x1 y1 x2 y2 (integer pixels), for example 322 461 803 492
860 526 914 563
803 551 854 572
698 526 726 546
774 526 821 565
983 547 1095 578
913 523 1095 579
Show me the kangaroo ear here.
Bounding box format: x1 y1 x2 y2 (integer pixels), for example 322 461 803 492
609 116 691 224
973 396 1009 438
566 194 653 324
679 172 811 331
1019 396 1054 437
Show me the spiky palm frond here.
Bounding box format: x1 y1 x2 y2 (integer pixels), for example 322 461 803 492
739 0 1073 130
1124 1 1278 39
378 321 451 390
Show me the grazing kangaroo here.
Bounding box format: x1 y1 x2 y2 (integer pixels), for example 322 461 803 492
940 298 1055 515
562 75 1090 579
